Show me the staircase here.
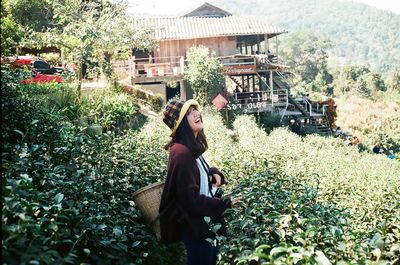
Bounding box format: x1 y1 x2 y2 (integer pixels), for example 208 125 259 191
229 76 244 90
223 56 334 136
287 94 309 116
309 117 333 136
272 75 333 136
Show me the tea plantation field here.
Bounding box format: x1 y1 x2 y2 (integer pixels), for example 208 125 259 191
2 71 399 264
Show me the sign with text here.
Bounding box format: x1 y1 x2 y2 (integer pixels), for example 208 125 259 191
223 65 257 75
226 102 273 113
212 94 229 110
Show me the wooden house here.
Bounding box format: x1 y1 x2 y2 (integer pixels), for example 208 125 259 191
129 3 284 98
124 2 332 134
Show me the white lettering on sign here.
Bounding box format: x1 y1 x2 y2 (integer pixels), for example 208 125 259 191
226 102 268 111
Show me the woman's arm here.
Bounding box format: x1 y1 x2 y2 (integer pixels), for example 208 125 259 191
169 144 230 218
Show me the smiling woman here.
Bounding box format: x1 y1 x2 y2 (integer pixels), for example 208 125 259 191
159 99 241 265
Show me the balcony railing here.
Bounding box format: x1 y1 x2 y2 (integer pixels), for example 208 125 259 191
132 56 184 78
218 54 288 74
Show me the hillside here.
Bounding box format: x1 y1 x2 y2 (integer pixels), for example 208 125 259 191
212 0 400 73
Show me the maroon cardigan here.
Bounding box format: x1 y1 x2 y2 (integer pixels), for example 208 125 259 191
159 143 230 243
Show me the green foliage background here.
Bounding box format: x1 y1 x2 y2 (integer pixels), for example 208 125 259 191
2 68 399 264
185 45 225 105
214 0 400 74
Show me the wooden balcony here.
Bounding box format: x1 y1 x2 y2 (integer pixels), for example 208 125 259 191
131 56 184 84
219 54 289 74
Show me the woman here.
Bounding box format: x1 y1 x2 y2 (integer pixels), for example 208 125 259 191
159 99 240 265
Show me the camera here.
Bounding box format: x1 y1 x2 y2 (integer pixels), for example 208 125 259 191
214 188 224 198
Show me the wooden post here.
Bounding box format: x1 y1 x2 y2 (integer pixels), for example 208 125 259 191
129 56 134 85
180 79 186 100
180 56 184 75
270 71 273 107
264 34 269 53
275 36 279 64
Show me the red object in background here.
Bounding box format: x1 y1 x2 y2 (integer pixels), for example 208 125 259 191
212 94 229 110
7 55 36 68
21 70 63 84
4 55 65 74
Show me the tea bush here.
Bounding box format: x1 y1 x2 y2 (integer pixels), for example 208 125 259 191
2 67 399 264
2 69 179 264
149 94 164 113
228 114 399 263
81 91 140 131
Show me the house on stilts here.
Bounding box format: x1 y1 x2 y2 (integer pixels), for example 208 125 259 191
118 2 333 135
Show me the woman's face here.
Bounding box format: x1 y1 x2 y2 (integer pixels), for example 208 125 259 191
186 106 203 137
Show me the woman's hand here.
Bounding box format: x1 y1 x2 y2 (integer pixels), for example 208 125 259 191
230 197 242 208
212 173 221 187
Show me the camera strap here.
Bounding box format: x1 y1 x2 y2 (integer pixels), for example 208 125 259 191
199 155 214 198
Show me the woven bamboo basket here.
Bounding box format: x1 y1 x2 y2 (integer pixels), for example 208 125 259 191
132 181 165 242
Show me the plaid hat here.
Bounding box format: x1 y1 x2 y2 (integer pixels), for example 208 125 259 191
162 99 200 137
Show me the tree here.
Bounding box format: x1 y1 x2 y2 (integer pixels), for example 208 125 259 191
0 16 24 56
1 0 53 56
384 71 400 92
28 0 155 97
332 65 385 99
184 45 225 105
279 32 333 95
2 0 53 32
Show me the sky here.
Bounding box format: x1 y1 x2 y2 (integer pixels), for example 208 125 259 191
128 0 400 15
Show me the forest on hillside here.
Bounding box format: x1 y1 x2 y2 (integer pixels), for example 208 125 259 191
213 0 400 74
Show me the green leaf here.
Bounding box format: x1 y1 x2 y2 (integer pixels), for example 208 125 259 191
17 213 26 220
315 250 331 265
132 241 141 248
14 129 25 137
113 227 123 237
212 224 222 233
55 193 64 204
369 233 384 249
270 246 287 257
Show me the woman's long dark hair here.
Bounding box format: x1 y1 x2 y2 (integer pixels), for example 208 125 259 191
164 115 208 158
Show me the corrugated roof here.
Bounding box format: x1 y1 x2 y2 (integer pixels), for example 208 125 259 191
133 16 287 41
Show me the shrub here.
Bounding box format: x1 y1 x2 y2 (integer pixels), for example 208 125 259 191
2 70 181 264
258 111 283 133
81 91 139 131
3 67 399 264
184 45 225 105
149 94 164 113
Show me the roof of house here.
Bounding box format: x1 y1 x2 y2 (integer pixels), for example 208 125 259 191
133 3 287 41
183 2 232 17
